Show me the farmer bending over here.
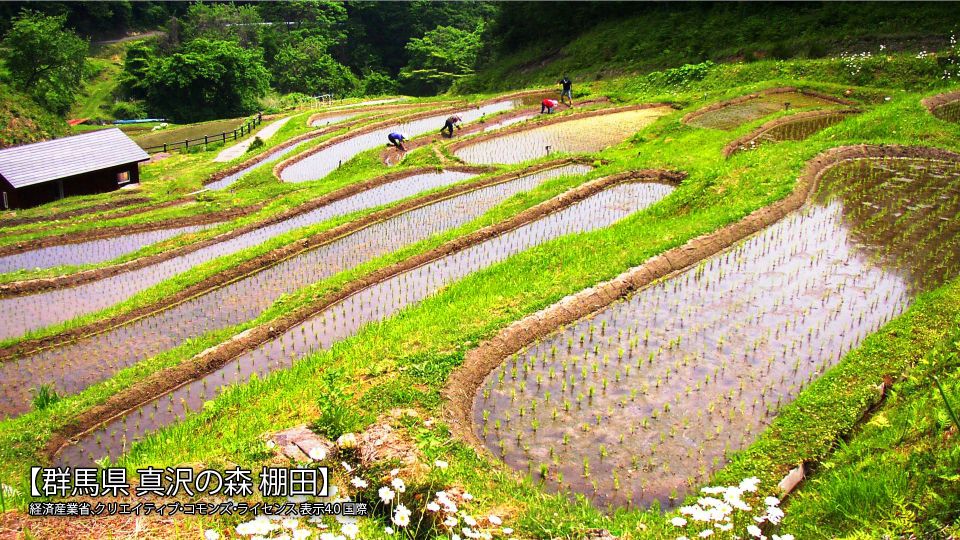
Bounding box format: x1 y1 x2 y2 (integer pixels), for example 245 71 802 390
387 132 408 151
558 75 573 105
541 98 559 114
440 115 463 137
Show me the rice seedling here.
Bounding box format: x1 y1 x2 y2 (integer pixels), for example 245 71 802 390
0 165 590 416
56 177 675 465
687 91 846 130
472 156 960 509
453 108 670 164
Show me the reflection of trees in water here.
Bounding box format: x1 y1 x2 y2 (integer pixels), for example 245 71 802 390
816 158 960 293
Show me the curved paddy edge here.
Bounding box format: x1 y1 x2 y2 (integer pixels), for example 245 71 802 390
274 89 555 181
443 144 960 455
681 86 855 127
722 108 862 158
45 163 681 463
920 89 960 119
0 164 508 359
446 102 676 157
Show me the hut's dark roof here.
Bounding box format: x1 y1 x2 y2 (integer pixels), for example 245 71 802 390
0 128 148 189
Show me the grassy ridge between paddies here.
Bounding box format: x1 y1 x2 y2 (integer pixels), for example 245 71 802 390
0 106 454 283
2 56 959 538
85 84 960 539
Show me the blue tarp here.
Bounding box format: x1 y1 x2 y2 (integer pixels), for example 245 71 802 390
112 118 166 124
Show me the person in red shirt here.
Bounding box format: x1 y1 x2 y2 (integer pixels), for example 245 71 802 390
541 98 558 114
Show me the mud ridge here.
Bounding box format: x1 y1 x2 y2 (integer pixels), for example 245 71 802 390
445 102 676 156
0 161 588 361
305 101 460 127
0 203 266 258
722 108 861 158
920 89 960 118
379 98 613 165
443 144 960 453
273 89 557 180
681 86 855 126
46 161 680 463
0 197 151 228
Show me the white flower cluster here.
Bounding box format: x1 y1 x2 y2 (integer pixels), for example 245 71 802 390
839 51 873 77
670 478 792 540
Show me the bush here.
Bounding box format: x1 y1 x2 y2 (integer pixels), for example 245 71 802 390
110 100 147 120
246 136 264 153
360 71 399 97
310 369 370 440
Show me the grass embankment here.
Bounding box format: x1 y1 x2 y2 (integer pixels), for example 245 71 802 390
2 55 960 538
0 82 67 149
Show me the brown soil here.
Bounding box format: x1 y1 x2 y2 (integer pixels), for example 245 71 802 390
445 102 676 157
722 108 861 158
273 89 558 180
0 164 493 360
379 98 612 165
44 159 677 463
305 100 460 127
0 202 265 258
0 197 151 228
443 144 960 453
681 86 855 126
920 89 960 116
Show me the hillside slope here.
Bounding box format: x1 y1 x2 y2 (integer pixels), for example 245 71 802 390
0 82 67 149
459 2 960 92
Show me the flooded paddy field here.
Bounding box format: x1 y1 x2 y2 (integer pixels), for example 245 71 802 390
725 110 857 157
0 170 480 339
0 224 213 274
932 100 960 123
0 166 590 417
205 138 314 190
453 108 670 164
686 91 846 130
57 178 674 466
471 156 960 510
280 100 519 183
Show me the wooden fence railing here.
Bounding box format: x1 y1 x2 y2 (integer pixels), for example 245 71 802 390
143 112 263 154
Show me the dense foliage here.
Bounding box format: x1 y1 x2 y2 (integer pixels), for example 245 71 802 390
0 11 87 115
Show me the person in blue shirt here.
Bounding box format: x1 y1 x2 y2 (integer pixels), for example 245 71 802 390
387 132 408 151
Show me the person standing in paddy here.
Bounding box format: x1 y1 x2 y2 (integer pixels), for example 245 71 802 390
387 132 408 151
558 74 573 106
440 114 463 137
541 98 559 114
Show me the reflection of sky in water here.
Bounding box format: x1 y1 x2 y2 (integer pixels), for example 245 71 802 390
473 157 960 510
282 101 517 182
60 175 668 467
455 109 669 164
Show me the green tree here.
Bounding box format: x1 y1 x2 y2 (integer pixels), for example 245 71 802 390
399 24 483 95
181 2 262 48
0 10 87 115
360 71 399 96
272 36 358 96
117 40 155 101
144 39 269 122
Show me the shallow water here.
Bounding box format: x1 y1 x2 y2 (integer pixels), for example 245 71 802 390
58 179 673 466
687 92 842 130
471 157 960 510
280 101 518 182
0 171 477 340
734 112 851 154
311 113 362 127
205 139 313 191
0 223 212 274
454 109 670 164
1 166 590 417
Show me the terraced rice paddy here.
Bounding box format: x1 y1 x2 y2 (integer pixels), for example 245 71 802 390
0 170 480 339
311 112 363 127
57 178 674 466
727 111 855 156
472 157 960 509
205 138 314 190
483 112 538 132
0 165 589 417
687 92 844 130
280 101 518 182
931 100 960 123
454 108 670 164
0 224 213 274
